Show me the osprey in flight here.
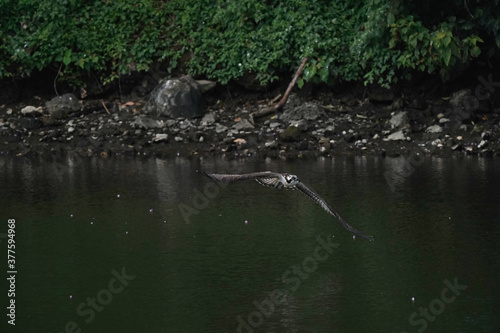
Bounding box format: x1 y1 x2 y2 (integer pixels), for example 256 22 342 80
200 171 373 241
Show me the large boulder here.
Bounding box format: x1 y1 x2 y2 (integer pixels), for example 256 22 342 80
46 93 80 119
144 75 215 119
449 89 473 108
281 94 324 123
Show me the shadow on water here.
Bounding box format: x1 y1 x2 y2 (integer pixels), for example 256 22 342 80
0 155 499 332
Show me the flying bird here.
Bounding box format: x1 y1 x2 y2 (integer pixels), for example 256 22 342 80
199 171 373 241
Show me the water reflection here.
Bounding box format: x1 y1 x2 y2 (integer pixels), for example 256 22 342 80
0 155 499 332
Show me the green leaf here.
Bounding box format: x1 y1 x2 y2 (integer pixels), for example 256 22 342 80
319 67 329 82
471 46 481 58
63 49 72 66
442 48 451 66
387 13 395 26
409 36 417 48
297 78 304 89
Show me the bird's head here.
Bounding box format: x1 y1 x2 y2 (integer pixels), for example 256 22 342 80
284 174 299 185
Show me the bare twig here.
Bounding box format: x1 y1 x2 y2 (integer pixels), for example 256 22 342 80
250 57 308 122
101 100 111 114
54 63 63 96
269 93 282 105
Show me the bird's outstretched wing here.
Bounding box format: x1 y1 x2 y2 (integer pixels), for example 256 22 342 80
295 182 374 241
199 171 277 183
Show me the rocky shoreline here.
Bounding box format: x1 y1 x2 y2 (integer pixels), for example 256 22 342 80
1 78 499 161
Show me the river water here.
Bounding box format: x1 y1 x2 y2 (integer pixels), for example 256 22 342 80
1 155 499 333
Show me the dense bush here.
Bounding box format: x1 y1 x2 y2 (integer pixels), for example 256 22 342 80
0 0 498 89
0 0 170 85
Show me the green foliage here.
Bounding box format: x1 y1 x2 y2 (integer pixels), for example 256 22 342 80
0 0 498 88
170 0 357 86
0 0 169 84
389 16 483 78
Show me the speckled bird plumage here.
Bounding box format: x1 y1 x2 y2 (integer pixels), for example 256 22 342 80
199 171 373 241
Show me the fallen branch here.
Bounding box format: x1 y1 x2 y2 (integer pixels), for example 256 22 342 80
101 100 111 115
250 57 308 122
268 93 282 105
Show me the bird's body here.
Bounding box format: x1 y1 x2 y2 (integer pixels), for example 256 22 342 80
200 171 373 241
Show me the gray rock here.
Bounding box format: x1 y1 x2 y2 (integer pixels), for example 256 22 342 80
269 122 282 129
390 112 409 129
290 119 308 131
426 125 443 133
201 113 217 126
280 126 303 142
478 140 488 149
165 119 176 127
265 141 278 149
131 116 163 129
46 93 80 119
282 94 324 122
21 106 43 116
282 102 323 122
179 120 192 130
215 123 228 134
323 125 335 136
387 131 406 141
144 75 205 118
450 89 473 108
153 133 168 142
233 119 254 130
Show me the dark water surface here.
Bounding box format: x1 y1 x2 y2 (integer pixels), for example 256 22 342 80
1 155 499 333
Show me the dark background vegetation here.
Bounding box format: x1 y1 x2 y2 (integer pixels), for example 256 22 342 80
0 0 499 95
